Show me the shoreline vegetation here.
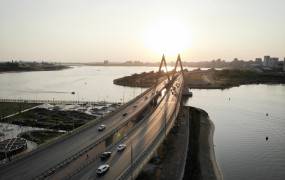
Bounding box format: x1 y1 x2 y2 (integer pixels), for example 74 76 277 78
0 102 40 118
0 61 69 73
113 69 285 89
1 107 95 131
0 102 119 146
18 130 65 145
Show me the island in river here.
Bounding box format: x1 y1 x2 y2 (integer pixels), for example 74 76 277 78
0 61 69 73
113 68 285 89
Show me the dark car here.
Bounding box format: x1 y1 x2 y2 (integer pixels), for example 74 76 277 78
100 151 112 161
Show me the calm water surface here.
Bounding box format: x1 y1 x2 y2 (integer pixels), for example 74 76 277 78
1 66 285 179
0 66 158 102
186 85 285 180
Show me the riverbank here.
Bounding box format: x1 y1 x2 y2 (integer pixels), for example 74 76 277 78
113 69 285 89
136 106 222 180
113 71 170 88
0 61 70 73
184 106 222 180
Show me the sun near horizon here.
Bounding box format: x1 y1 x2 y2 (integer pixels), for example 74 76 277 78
143 17 192 59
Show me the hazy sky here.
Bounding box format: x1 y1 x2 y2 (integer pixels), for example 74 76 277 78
0 0 285 62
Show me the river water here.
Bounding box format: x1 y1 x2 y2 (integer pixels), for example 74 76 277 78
0 66 160 102
185 85 285 180
0 66 285 179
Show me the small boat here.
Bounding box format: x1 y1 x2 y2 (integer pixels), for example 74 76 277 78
71 92 75 95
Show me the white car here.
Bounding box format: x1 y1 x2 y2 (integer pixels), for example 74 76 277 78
96 164 110 176
117 144 127 152
97 124 106 131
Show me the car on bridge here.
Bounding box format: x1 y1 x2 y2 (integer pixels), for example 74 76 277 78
100 151 112 161
96 164 110 176
97 124 106 131
117 144 127 152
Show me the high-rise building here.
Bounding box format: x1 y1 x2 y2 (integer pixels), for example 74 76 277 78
255 58 262 65
263 56 270 66
269 57 279 68
283 58 285 71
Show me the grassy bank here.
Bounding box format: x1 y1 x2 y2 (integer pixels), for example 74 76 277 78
0 102 39 118
113 71 172 87
185 69 285 89
113 69 285 89
0 61 69 73
19 130 65 145
1 108 96 131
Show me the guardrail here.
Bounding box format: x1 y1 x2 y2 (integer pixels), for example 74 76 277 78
32 78 172 179
116 75 184 180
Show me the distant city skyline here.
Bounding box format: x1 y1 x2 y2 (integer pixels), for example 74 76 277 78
1 0 285 62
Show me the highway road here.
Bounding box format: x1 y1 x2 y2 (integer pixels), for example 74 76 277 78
0 79 169 180
69 74 183 180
